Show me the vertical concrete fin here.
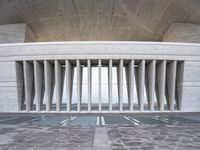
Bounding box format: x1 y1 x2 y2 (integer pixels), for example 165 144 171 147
128 60 134 111
66 60 72 112
55 60 62 111
98 59 102 111
70 65 74 109
88 60 92 112
157 60 166 111
23 61 34 112
176 61 184 110
34 61 43 112
44 60 53 112
117 59 123 112
146 60 156 111
16 62 24 111
108 59 112 112
138 60 145 111
76 60 81 112
166 61 177 111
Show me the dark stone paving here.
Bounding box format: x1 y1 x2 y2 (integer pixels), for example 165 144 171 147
107 125 200 150
0 124 200 150
0 113 200 149
0 125 95 150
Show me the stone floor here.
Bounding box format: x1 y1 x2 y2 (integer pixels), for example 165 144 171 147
0 113 200 150
0 125 95 150
0 124 200 150
107 125 200 150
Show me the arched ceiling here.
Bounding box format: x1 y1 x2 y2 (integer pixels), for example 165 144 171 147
0 0 200 42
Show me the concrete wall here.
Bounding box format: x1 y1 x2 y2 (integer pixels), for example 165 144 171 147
0 23 37 43
181 61 200 111
0 62 18 111
0 42 199 112
163 23 200 111
163 23 200 43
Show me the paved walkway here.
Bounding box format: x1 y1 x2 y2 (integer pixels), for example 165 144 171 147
0 113 200 150
0 124 200 150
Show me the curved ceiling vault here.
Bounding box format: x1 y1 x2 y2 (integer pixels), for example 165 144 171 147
0 0 200 42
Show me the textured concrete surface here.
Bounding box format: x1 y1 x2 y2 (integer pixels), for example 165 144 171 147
0 0 200 41
0 42 200 112
0 23 36 43
163 23 200 43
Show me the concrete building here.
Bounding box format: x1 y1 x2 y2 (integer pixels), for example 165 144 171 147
0 0 200 112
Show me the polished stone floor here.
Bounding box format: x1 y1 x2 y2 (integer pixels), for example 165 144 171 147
0 113 200 150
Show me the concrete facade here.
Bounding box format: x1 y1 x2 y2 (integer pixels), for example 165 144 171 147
0 41 199 112
0 0 200 113
0 23 37 43
163 23 200 43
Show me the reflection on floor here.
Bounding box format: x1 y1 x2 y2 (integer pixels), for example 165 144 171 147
0 114 200 126
0 113 200 150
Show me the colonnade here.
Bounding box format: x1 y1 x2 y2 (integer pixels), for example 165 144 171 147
16 59 183 112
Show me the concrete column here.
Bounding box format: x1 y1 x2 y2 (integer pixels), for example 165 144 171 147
33 61 43 112
138 60 145 111
66 60 73 112
76 60 82 112
55 60 62 111
117 59 123 112
157 60 166 111
16 62 24 111
66 60 70 111
44 60 53 112
88 60 92 112
146 60 156 111
23 61 34 112
176 62 184 110
108 59 112 112
128 60 134 111
166 61 177 111
98 59 102 112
